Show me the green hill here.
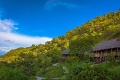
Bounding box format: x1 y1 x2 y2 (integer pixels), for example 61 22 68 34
2 10 120 61
0 10 120 80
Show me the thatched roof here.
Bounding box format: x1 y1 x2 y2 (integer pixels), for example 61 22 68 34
61 49 70 55
93 38 120 51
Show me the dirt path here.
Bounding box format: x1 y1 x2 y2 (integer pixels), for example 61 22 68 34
36 76 42 80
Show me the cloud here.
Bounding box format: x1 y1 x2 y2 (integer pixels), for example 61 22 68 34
45 0 78 10
0 19 52 54
0 19 18 32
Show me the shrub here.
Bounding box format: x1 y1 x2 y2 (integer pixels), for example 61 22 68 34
0 66 29 80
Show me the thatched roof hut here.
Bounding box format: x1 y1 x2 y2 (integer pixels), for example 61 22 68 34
93 38 120 51
61 48 70 55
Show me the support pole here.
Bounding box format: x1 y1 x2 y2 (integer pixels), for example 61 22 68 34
111 49 112 54
117 48 118 58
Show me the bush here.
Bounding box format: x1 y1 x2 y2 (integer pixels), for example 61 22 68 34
45 66 64 79
65 59 84 80
72 63 111 80
0 66 29 80
109 66 120 80
36 68 46 77
106 54 115 64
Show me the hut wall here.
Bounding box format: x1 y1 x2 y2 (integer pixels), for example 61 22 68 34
94 48 120 57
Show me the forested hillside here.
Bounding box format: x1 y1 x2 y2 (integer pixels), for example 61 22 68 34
0 10 120 80
2 10 120 61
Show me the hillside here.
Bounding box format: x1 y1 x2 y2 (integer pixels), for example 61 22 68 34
2 10 120 61
0 10 120 80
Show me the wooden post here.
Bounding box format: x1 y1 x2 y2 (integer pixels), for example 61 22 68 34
105 49 106 61
95 51 97 57
117 48 118 57
111 49 112 54
101 50 104 57
117 48 119 58
96 51 97 57
102 50 103 56
106 49 107 56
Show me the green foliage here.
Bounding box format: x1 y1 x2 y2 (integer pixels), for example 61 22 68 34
35 54 53 77
101 25 120 40
45 66 64 79
106 54 115 64
2 10 120 62
14 53 36 76
36 68 46 77
1 10 120 80
46 48 62 63
0 66 28 80
69 36 98 59
64 58 84 80
72 63 111 80
109 66 120 80
65 61 120 80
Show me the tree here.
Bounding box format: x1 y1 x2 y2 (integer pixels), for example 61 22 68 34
106 54 115 65
46 48 61 63
69 36 97 59
0 66 29 80
15 52 36 76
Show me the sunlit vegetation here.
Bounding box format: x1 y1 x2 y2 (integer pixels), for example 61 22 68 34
0 10 120 79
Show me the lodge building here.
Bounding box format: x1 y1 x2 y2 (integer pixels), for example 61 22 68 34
93 38 120 63
60 49 70 61
93 38 120 57
61 38 120 63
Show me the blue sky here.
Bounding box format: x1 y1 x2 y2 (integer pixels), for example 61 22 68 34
0 0 120 55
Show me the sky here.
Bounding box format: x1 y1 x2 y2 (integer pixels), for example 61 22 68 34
0 0 120 55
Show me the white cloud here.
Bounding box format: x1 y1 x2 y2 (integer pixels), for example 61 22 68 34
0 32 52 45
45 0 78 10
0 19 18 32
0 47 14 53
0 19 52 54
